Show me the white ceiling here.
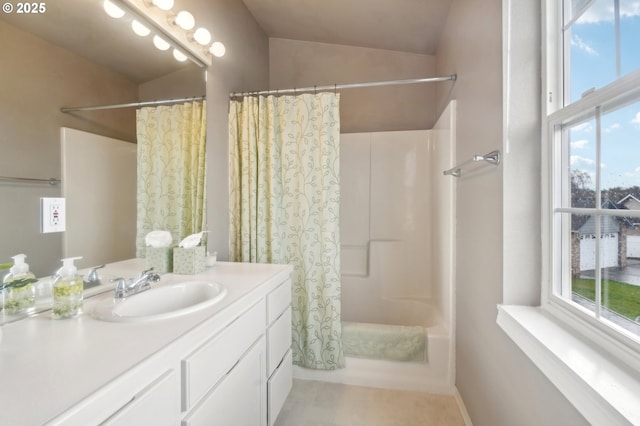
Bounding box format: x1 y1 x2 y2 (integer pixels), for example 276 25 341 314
240 0 453 55
0 0 452 83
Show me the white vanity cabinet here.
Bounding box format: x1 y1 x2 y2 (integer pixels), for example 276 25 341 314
266 279 293 426
28 262 293 426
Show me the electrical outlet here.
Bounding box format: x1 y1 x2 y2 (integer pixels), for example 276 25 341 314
41 197 66 233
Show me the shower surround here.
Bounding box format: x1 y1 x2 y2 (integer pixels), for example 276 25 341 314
294 101 456 393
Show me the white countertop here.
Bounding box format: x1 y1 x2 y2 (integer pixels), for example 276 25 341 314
0 259 291 425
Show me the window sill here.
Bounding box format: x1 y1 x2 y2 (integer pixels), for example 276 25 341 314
497 305 640 425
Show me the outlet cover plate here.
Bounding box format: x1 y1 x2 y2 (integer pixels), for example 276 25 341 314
41 197 66 233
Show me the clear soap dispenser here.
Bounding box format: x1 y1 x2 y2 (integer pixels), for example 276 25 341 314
52 256 83 319
1 254 37 315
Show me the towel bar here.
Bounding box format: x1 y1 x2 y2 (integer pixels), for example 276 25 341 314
0 176 61 185
443 150 501 177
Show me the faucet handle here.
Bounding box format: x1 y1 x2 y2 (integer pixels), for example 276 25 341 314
111 277 127 299
111 277 126 289
139 267 155 278
87 264 105 282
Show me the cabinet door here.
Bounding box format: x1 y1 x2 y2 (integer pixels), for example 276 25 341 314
101 369 180 426
182 337 266 426
268 349 293 426
267 308 291 376
267 280 291 324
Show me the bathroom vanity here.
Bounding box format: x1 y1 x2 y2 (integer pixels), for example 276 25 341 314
0 259 293 426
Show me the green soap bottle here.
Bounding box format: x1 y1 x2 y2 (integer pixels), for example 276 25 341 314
2 254 37 315
52 256 84 319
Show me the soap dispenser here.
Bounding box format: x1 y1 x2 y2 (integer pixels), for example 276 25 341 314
1 254 37 315
52 257 83 319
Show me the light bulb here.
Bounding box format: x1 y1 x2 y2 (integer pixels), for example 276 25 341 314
174 11 195 30
151 0 173 10
173 49 188 62
153 35 170 51
103 0 125 18
209 41 226 57
131 20 150 37
193 28 211 46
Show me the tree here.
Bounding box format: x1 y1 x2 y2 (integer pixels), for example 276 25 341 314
571 169 595 208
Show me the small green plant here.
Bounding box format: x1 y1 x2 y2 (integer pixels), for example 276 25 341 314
0 276 38 292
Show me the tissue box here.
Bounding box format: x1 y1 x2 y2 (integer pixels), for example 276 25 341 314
146 247 173 273
173 246 206 274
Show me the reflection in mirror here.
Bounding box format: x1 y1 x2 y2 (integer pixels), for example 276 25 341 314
0 0 205 291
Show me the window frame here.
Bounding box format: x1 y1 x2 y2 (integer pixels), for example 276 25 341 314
542 0 640 372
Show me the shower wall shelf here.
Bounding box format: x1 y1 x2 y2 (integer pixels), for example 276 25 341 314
0 176 61 185
443 150 501 178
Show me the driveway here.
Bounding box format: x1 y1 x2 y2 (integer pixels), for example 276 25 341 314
580 258 640 286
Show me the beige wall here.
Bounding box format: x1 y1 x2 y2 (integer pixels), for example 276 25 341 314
194 0 270 260
0 20 138 276
269 38 437 133
138 66 206 101
435 0 587 424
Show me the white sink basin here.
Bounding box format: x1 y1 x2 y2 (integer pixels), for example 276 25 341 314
92 281 227 322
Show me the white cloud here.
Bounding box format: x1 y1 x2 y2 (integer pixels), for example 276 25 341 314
571 155 596 166
577 1 640 23
604 123 621 133
570 155 606 170
571 139 589 149
631 112 640 127
571 35 598 56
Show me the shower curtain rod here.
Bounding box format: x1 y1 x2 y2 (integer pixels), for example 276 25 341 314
60 96 206 113
229 75 457 98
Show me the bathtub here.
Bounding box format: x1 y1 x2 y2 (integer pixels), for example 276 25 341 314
293 300 455 394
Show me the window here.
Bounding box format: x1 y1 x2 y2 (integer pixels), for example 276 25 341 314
545 0 640 350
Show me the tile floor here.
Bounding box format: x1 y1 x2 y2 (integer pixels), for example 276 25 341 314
274 379 466 426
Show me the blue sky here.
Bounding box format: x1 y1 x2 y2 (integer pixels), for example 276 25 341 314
568 0 640 190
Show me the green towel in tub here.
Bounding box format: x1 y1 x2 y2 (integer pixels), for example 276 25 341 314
342 321 427 363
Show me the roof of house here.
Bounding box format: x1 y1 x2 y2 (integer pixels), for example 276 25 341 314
619 194 640 209
576 199 636 234
578 215 622 235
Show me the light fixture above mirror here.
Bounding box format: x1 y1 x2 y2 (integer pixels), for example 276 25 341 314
150 0 174 10
192 27 211 46
103 0 225 67
131 20 151 37
103 0 125 18
173 11 195 30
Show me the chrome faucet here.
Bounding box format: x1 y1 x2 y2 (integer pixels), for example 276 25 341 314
113 268 160 299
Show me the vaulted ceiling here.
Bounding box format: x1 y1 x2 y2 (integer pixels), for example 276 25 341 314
0 0 452 83
240 0 452 55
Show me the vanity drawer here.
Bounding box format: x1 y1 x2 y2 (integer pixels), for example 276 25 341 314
182 299 266 411
267 279 291 324
182 338 266 426
268 349 293 426
102 369 180 426
267 308 291 376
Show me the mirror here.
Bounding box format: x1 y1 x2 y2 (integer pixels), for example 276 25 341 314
0 0 206 280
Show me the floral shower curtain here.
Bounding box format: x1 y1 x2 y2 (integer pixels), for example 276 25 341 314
136 101 207 256
229 93 344 370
